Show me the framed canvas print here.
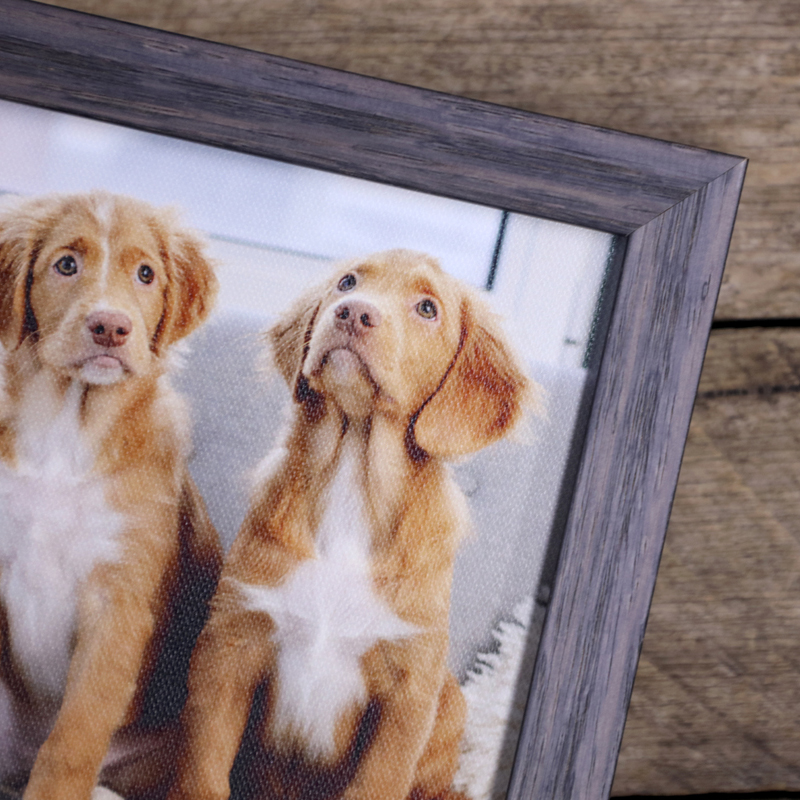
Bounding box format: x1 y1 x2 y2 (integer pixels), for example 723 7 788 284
0 2 746 800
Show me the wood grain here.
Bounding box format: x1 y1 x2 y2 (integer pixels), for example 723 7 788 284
0 0 763 796
699 328 800 398
34 0 799 322
614 331 800 794
0 1 741 236
510 166 743 799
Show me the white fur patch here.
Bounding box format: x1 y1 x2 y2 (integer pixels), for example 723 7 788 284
0 376 124 701
91 194 115 295
239 445 418 758
93 193 116 231
92 788 125 800
79 356 126 386
249 446 288 495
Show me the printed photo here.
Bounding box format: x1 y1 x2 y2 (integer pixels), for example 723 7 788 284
0 98 614 800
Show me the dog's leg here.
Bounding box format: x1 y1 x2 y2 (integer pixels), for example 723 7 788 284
22 589 156 800
21 507 177 800
406 672 467 800
167 603 274 800
343 639 449 800
178 476 222 579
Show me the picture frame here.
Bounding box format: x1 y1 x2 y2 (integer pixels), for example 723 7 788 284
0 1 746 798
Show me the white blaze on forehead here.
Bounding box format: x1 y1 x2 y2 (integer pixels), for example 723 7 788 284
91 194 116 295
238 442 418 758
92 193 116 230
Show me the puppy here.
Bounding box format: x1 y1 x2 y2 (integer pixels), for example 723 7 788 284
0 192 222 800
170 249 530 800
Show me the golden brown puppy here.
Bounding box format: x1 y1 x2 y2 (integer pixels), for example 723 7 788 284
170 249 530 800
0 191 221 800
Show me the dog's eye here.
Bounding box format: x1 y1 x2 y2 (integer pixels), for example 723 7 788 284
54 255 78 277
416 299 437 319
337 274 356 292
137 264 155 285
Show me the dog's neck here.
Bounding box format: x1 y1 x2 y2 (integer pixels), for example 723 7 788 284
300 406 417 545
0 345 161 469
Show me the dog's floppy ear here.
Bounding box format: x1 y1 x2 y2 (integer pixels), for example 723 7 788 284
267 285 323 404
0 204 38 351
412 294 529 459
155 228 218 351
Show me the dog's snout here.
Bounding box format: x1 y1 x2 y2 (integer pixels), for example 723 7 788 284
334 300 381 334
86 311 132 348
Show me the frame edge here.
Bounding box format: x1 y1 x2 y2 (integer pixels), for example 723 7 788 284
508 158 747 800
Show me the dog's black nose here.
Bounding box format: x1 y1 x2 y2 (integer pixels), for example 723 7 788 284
86 311 132 348
334 300 382 334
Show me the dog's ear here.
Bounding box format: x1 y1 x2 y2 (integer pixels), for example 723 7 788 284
267 285 323 396
155 228 218 351
412 295 529 459
0 205 37 350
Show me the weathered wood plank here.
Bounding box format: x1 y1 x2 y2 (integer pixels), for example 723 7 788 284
699 328 800 396
613 329 800 795
0 0 740 235
696 329 800 556
36 0 800 320
7 0 786 795
510 160 742 800
614 410 800 794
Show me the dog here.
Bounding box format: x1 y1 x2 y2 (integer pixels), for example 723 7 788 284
169 249 530 800
0 191 222 800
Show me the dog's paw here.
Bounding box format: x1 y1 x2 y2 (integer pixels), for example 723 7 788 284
92 788 125 800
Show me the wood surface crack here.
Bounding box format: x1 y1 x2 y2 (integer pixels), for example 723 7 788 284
698 382 800 399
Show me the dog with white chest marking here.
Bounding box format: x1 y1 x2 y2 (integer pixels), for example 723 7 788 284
169 249 531 800
0 191 222 800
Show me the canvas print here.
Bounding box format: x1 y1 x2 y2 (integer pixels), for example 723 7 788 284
0 98 614 800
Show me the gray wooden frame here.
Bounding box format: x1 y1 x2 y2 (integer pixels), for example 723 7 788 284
0 1 747 797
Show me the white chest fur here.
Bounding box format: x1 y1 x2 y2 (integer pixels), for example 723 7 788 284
240 445 417 758
0 377 124 701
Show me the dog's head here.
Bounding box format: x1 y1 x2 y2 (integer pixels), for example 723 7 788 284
269 249 530 459
0 191 217 385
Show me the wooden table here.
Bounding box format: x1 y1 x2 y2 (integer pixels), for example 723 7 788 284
34 0 800 794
